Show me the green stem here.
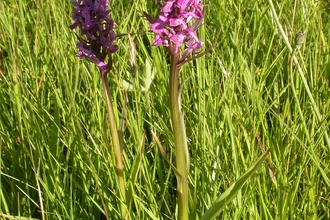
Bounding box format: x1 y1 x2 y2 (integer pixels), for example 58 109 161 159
169 53 189 220
289 52 311 143
101 74 127 219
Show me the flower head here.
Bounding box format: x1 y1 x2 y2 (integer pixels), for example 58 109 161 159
70 0 117 74
294 31 306 47
147 0 204 59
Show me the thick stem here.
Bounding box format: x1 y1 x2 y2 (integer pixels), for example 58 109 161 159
101 74 127 219
169 52 189 220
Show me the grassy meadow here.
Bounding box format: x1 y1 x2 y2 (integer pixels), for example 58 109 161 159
0 0 330 219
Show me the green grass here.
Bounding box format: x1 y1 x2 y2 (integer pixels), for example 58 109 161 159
0 0 330 219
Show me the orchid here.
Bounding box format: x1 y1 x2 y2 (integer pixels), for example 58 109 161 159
148 0 204 60
70 0 117 74
70 1 127 219
144 1 206 219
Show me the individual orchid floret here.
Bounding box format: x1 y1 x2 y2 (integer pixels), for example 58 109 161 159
147 0 204 59
70 0 117 74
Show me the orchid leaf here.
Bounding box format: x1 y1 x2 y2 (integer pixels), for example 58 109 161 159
200 150 270 220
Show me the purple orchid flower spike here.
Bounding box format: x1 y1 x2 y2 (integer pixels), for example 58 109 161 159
147 0 204 60
70 0 117 75
70 1 128 218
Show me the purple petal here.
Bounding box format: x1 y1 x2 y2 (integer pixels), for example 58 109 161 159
153 35 164 46
160 0 176 13
150 15 168 34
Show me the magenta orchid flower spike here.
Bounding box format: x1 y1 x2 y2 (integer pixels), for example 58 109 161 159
147 0 204 60
70 0 117 75
144 1 206 219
